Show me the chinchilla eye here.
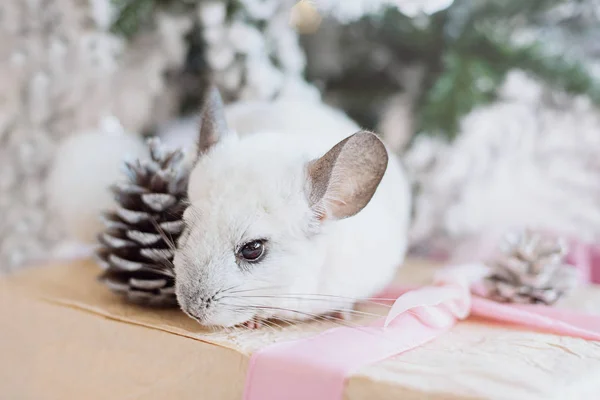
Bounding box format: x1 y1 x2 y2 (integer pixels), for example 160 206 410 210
238 240 266 262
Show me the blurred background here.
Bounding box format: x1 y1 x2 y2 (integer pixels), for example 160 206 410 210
3 0 600 272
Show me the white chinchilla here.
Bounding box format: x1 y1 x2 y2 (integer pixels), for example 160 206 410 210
174 87 411 328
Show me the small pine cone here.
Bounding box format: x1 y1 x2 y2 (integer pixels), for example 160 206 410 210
482 230 579 305
95 138 190 307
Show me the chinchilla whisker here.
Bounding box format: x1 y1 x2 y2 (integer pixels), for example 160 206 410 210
223 303 330 322
260 319 284 332
271 316 307 329
219 284 243 296
226 285 286 295
149 217 177 252
219 307 288 332
162 208 184 220
243 312 383 339
139 260 175 277
290 313 403 344
221 297 384 319
248 313 297 329
285 293 400 302
320 308 384 319
189 205 203 219
262 319 292 332
222 304 368 331
303 312 381 332
230 294 394 309
269 318 296 328
219 305 399 342
154 257 175 272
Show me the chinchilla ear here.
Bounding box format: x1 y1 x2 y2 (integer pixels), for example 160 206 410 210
306 131 388 220
197 84 230 156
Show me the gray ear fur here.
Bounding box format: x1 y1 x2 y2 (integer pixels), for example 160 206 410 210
307 131 388 220
197 85 229 156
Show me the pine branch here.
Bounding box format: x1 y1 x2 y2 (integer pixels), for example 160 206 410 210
505 43 600 103
110 0 202 38
416 0 600 138
417 52 504 138
466 0 569 21
462 31 600 102
111 0 157 38
443 0 571 42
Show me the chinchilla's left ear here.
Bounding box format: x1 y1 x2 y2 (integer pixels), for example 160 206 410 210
197 84 231 157
306 131 388 220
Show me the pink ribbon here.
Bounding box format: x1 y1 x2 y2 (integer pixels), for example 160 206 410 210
244 266 600 400
567 240 600 284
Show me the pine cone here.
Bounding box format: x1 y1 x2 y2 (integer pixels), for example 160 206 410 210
482 230 579 305
95 138 190 307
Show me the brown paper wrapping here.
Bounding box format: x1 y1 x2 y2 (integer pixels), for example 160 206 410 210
2 259 600 400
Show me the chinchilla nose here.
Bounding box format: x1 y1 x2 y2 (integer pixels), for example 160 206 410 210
199 295 214 308
183 291 218 322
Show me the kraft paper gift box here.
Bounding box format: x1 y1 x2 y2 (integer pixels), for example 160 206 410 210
3 258 600 400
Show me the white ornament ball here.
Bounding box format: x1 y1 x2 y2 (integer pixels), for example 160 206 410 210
46 130 148 243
